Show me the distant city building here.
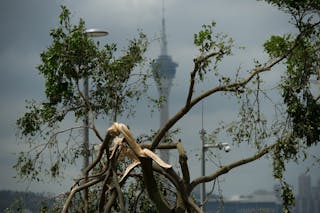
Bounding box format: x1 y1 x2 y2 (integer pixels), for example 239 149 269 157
152 1 178 163
293 174 320 213
205 190 281 213
312 178 320 212
296 174 312 213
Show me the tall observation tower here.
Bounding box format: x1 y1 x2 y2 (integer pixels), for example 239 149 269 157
152 1 178 163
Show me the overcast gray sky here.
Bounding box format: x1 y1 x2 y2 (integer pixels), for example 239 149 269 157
1 0 319 197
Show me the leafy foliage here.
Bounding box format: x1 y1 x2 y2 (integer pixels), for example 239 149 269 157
15 5 149 181
14 1 320 212
262 1 320 210
0 190 53 213
193 21 234 81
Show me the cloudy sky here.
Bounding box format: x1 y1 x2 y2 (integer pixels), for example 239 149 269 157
1 0 319 198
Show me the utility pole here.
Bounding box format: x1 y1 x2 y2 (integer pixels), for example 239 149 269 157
199 101 230 211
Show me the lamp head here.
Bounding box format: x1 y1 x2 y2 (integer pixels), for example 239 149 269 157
85 29 108 37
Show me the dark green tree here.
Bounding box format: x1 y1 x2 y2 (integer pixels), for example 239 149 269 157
15 5 148 177
15 5 151 212
16 1 320 213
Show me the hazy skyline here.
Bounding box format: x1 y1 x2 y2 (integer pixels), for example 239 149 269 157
1 0 319 198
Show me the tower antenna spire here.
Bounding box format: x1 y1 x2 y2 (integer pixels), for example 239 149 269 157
161 0 168 55
162 0 165 16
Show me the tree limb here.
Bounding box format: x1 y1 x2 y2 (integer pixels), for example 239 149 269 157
83 133 113 175
112 170 126 213
190 144 276 191
151 20 320 152
177 142 190 185
185 51 222 108
150 36 302 151
99 166 112 212
140 142 178 149
62 176 104 213
139 158 172 212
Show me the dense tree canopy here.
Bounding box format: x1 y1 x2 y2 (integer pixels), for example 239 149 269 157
15 1 320 212
15 5 148 181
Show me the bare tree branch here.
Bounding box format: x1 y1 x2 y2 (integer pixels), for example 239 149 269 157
83 133 113 175
62 176 104 213
99 166 112 212
150 57 285 150
185 51 222 108
177 142 190 185
150 20 320 152
104 190 117 213
140 157 172 212
140 142 178 149
190 144 276 191
113 170 126 213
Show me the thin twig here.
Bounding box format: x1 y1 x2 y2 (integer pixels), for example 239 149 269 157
62 176 104 213
114 170 127 213
190 144 276 191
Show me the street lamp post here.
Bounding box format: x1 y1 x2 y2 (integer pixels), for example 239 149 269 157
83 28 108 171
82 28 108 213
200 128 206 210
